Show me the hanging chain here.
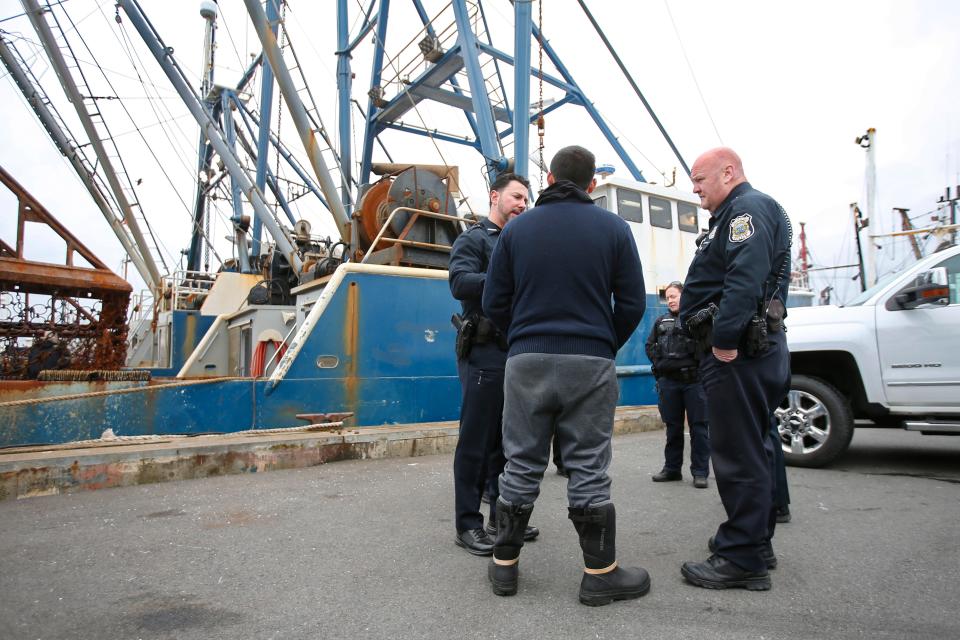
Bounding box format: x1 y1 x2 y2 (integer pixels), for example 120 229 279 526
536 0 545 186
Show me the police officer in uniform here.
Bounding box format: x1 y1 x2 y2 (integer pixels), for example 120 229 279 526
645 281 710 488
678 148 791 591
448 172 539 555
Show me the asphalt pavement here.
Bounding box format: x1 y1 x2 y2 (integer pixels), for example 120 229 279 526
1 427 958 640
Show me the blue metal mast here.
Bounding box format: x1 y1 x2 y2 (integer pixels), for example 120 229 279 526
336 0 353 218
512 0 532 178
451 0 504 181
251 0 280 258
352 0 655 190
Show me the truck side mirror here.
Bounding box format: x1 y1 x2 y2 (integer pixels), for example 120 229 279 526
893 267 950 310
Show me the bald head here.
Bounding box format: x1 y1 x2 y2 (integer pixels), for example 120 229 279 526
690 147 747 212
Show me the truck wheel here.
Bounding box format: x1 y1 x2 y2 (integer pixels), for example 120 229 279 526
775 374 854 468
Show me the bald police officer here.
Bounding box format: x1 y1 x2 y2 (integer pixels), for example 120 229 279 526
678 148 791 591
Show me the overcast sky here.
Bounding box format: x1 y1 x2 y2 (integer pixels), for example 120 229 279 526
1 0 958 304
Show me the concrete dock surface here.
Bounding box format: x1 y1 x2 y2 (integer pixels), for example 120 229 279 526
1 426 958 639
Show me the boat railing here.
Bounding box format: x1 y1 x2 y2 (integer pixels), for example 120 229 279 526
790 269 811 291
359 206 467 263
128 290 155 325
162 270 216 312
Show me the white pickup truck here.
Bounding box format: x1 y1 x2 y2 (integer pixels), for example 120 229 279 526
778 243 960 467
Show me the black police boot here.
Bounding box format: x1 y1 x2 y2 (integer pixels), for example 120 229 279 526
488 498 534 596
681 554 771 591
651 469 682 482
568 503 651 606
708 535 777 570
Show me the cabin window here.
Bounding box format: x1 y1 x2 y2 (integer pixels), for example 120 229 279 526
678 202 699 233
593 195 608 211
649 196 672 229
616 189 643 223
239 326 253 377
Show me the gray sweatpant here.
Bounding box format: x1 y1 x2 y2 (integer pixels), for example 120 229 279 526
498 353 619 508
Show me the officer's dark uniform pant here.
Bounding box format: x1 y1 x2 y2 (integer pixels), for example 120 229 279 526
699 331 790 573
657 377 710 477
454 343 506 533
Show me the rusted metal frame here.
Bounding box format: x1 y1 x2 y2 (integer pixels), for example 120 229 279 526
394 210 448 251
1 166 111 270
0 258 131 295
61 297 99 325
0 37 156 286
381 238 452 252
360 206 462 264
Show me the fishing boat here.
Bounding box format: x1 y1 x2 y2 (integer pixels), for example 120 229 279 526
0 0 729 447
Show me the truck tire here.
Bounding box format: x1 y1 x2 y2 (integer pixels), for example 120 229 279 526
775 374 854 468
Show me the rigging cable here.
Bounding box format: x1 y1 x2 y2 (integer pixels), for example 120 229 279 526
213 2 247 79
55 3 177 273
108 6 226 267
661 0 724 146
578 0 690 177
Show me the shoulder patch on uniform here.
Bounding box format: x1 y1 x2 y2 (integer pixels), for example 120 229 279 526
729 214 754 243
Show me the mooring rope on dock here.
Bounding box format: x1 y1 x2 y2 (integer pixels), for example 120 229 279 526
0 376 247 408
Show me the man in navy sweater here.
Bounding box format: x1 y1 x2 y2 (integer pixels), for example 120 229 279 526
481 145 649 606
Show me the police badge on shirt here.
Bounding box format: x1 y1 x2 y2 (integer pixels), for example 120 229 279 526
729 213 754 243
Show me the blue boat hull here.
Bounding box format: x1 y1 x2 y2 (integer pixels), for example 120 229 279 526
0 270 661 447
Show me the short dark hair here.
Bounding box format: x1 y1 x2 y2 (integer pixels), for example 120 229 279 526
490 172 530 194
549 145 596 189
488 172 530 206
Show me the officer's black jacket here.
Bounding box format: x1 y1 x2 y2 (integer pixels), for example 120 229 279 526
679 182 791 350
448 217 501 318
645 312 697 376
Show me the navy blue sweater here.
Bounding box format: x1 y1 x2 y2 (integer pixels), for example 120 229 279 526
482 180 647 359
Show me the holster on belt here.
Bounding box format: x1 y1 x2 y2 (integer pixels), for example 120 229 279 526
744 297 786 357
743 312 769 357
685 303 718 358
452 314 506 359
473 316 508 351
451 314 476 360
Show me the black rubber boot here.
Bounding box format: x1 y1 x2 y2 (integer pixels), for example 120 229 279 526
568 503 651 606
488 498 534 596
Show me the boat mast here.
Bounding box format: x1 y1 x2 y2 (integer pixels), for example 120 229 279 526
855 128 878 288
187 0 219 273
850 202 867 292
116 0 304 274
242 0 351 245
251 0 280 259
21 0 164 292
